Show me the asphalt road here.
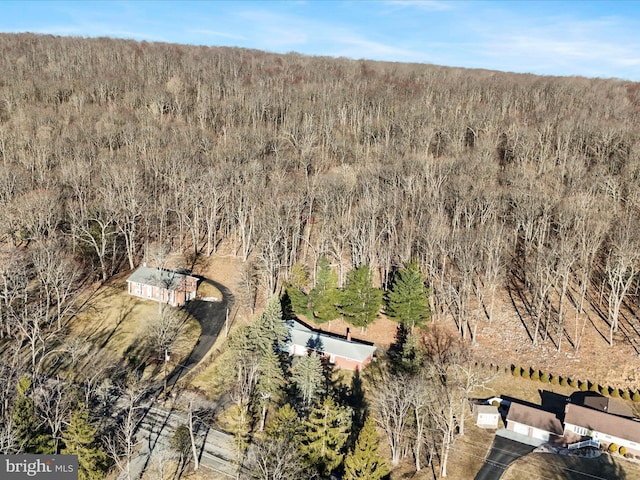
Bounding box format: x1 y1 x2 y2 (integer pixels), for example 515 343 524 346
120 404 237 480
165 278 234 388
474 436 535 480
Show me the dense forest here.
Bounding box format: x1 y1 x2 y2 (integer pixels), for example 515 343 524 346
1 33 640 479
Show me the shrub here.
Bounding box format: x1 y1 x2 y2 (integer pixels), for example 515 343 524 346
609 443 619 453
610 387 620 398
579 381 588 392
619 446 627 456
589 382 599 393
530 369 540 381
622 390 631 400
540 373 549 383
512 365 520 377
570 378 578 388
550 374 558 385
560 377 568 387
520 367 529 379
491 400 500 408
632 391 640 402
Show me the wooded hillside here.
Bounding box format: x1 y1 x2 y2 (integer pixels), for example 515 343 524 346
1 32 640 363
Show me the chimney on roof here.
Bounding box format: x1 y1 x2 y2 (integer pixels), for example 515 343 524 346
346 328 351 342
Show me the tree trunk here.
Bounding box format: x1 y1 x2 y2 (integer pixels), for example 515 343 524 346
188 404 199 471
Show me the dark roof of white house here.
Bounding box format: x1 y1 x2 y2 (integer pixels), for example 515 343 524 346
285 320 377 363
126 266 197 291
506 402 564 435
582 396 634 418
565 404 640 443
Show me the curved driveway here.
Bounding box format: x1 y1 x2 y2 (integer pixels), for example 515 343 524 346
474 436 535 480
165 278 234 388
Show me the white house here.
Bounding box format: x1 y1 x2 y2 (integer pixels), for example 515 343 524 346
505 402 564 442
564 403 640 455
284 320 377 371
473 404 500 428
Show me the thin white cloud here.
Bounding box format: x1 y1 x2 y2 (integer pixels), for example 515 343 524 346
331 34 433 62
460 10 640 79
188 29 246 41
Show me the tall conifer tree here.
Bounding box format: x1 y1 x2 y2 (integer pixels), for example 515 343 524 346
343 416 389 480
62 407 107 480
308 256 341 323
341 265 382 330
291 353 325 409
12 376 54 454
302 397 352 477
386 262 431 330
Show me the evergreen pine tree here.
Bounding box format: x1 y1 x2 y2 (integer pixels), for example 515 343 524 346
400 332 424 373
291 353 325 409
341 265 382 330
266 403 304 444
12 376 54 454
285 263 311 317
386 261 431 330
251 294 287 353
343 416 389 480
285 285 309 318
308 256 341 323
302 396 353 477
255 347 286 431
62 407 107 480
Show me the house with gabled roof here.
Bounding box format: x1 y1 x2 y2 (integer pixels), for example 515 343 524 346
580 394 634 418
126 266 198 307
505 401 564 443
284 319 377 371
564 403 640 455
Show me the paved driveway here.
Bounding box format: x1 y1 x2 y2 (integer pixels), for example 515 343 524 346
165 278 234 388
474 435 535 480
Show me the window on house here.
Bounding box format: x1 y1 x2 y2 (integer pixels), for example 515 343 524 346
574 426 588 436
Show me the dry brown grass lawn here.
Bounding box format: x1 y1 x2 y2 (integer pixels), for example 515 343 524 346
68 277 200 381
479 368 578 403
197 281 221 299
502 452 640 480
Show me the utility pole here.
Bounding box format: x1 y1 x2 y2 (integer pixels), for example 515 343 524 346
163 348 170 393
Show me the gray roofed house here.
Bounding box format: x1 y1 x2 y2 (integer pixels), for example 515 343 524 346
564 403 640 454
582 395 634 418
505 402 564 442
285 320 377 371
126 266 198 307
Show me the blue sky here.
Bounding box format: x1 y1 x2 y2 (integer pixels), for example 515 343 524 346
1 1 639 80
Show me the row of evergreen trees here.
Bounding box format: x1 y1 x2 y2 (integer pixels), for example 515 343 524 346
224 295 390 479
286 259 431 331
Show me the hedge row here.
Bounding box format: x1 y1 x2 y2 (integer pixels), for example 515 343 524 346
507 365 640 402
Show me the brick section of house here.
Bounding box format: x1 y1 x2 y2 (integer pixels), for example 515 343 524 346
285 320 377 371
126 266 198 307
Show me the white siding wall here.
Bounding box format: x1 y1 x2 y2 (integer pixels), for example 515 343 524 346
477 413 499 427
566 422 640 453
